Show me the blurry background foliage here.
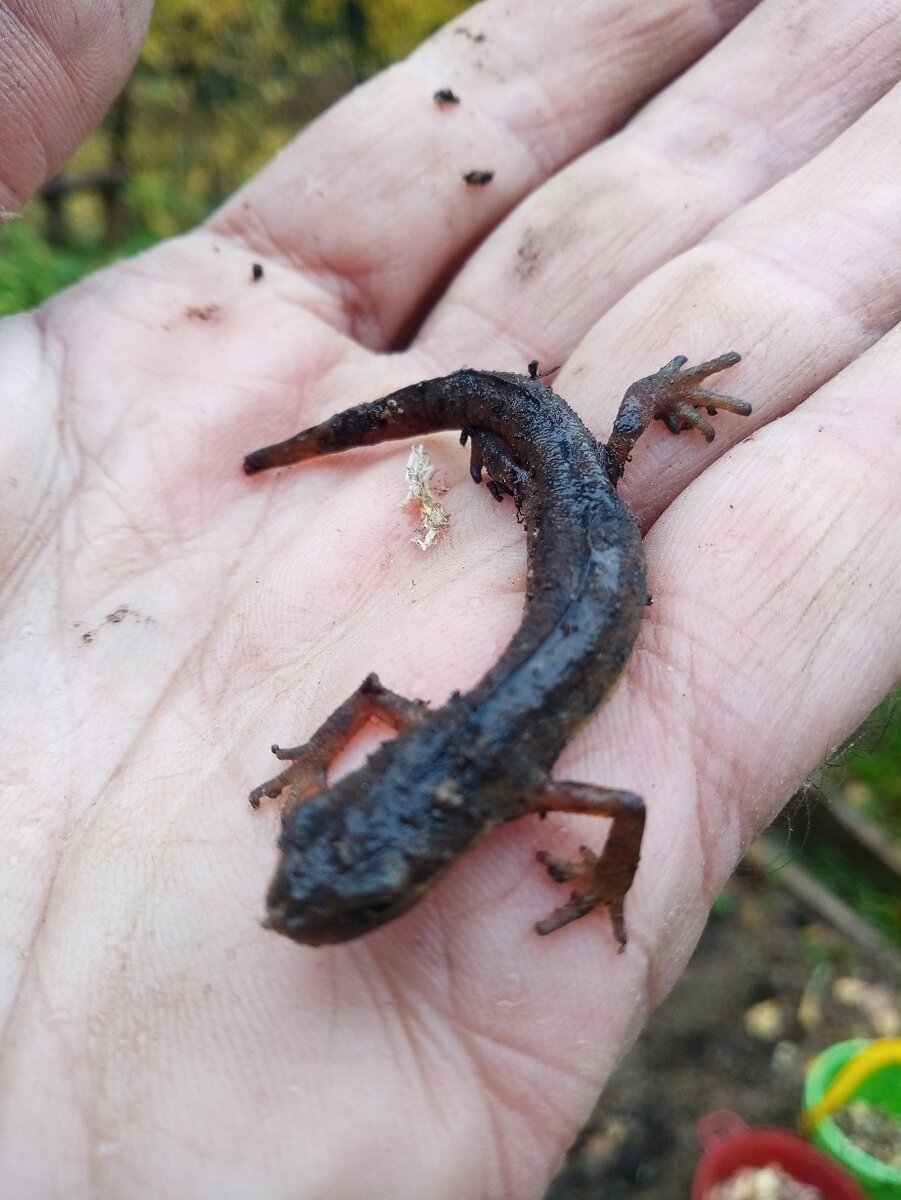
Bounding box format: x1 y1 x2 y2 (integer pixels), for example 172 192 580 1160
0 0 469 313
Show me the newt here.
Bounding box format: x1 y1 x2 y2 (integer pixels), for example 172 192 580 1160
244 354 750 947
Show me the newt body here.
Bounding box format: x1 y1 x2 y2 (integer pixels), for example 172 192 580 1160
245 355 749 946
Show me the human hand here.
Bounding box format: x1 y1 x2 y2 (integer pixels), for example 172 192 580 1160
1 2 899 1196
0 0 152 217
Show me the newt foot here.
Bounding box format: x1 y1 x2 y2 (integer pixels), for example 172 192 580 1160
535 845 629 950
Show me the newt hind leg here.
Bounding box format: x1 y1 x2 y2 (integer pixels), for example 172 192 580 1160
461 428 527 507
524 780 645 949
249 673 427 819
606 351 750 480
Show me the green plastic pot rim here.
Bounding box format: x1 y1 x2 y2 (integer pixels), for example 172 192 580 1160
803 1038 901 1190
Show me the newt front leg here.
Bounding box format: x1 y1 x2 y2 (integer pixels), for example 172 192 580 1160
524 782 645 949
249 673 427 819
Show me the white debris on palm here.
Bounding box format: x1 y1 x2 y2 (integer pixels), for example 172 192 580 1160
403 444 449 551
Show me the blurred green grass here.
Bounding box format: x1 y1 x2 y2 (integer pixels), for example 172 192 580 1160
843 695 901 840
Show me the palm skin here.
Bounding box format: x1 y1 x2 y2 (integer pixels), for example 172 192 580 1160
1 1 899 1196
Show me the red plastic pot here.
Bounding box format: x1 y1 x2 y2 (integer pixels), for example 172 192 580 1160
693 1111 867 1199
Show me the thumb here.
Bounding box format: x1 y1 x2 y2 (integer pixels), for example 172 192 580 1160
0 0 152 216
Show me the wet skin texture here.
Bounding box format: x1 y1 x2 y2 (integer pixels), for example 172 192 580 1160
244 354 750 948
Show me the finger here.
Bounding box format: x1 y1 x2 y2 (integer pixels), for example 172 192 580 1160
547 77 901 525
420 0 901 367
210 0 756 348
0 0 152 216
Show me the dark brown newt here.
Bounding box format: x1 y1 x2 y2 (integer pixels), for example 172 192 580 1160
244 354 750 948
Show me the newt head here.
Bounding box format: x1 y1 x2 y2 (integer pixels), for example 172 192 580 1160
262 789 425 946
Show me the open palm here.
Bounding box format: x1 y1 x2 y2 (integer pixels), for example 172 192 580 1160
1 2 899 1196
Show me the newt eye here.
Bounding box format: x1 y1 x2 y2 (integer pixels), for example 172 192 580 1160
358 896 395 920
